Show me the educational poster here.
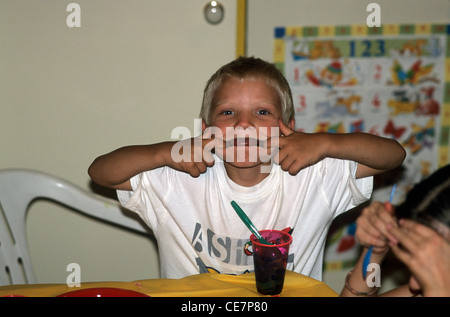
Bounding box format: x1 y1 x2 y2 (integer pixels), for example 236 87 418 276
274 24 450 270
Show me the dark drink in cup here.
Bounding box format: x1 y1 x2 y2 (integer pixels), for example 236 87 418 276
250 230 292 295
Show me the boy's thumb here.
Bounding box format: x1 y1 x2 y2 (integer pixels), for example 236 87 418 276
279 119 293 136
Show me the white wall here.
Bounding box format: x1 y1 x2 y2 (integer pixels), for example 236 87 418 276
0 0 236 283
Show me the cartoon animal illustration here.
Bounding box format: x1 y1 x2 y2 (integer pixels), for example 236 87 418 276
309 40 341 59
399 39 426 56
315 93 361 118
383 119 406 140
416 86 440 115
387 90 420 116
389 59 435 86
306 60 358 88
402 119 435 154
315 121 346 133
350 119 364 133
371 93 381 111
335 95 361 115
306 61 343 88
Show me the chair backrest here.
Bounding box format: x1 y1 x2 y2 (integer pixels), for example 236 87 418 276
0 169 150 286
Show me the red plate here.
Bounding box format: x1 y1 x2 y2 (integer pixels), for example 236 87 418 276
57 287 149 297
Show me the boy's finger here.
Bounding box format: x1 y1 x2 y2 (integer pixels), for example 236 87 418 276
265 135 280 149
187 164 202 178
279 119 293 137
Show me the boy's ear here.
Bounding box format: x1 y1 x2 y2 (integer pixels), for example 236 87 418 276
201 120 207 132
288 118 295 130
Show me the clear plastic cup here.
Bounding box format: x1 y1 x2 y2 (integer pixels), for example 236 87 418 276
249 229 292 295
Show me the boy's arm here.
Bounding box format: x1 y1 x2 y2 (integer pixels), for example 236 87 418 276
277 121 406 178
88 142 174 191
325 132 406 179
88 138 216 191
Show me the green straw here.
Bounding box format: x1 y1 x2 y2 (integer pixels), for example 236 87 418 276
231 201 272 245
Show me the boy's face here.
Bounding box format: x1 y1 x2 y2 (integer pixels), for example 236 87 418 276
202 77 294 168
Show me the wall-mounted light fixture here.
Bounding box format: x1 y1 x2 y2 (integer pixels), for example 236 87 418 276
204 1 224 25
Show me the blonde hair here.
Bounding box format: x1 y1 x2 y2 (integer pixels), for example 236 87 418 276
200 56 294 126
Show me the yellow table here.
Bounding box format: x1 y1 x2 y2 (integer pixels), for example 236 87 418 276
0 271 337 297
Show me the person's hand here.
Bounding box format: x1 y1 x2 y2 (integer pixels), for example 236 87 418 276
356 201 397 254
169 132 219 177
273 120 327 175
388 219 450 297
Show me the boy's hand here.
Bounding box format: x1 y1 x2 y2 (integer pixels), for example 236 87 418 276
274 120 327 175
356 201 397 253
169 135 218 177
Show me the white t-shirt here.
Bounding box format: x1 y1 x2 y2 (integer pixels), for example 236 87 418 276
117 156 372 280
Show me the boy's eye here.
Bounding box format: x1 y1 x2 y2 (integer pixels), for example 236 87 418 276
257 109 270 115
221 110 234 115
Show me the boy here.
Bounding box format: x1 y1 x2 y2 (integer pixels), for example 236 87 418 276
89 57 405 280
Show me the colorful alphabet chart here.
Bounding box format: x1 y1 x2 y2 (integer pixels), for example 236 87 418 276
274 24 450 270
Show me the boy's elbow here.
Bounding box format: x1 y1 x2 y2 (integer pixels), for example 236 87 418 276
87 162 95 180
400 146 407 163
383 140 406 171
87 158 103 185
87 158 131 191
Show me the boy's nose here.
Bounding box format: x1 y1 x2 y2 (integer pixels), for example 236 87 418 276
234 114 253 129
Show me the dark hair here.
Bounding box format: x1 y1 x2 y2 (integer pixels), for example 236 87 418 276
395 164 450 229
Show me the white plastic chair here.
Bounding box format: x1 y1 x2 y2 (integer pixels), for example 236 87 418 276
0 169 150 286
